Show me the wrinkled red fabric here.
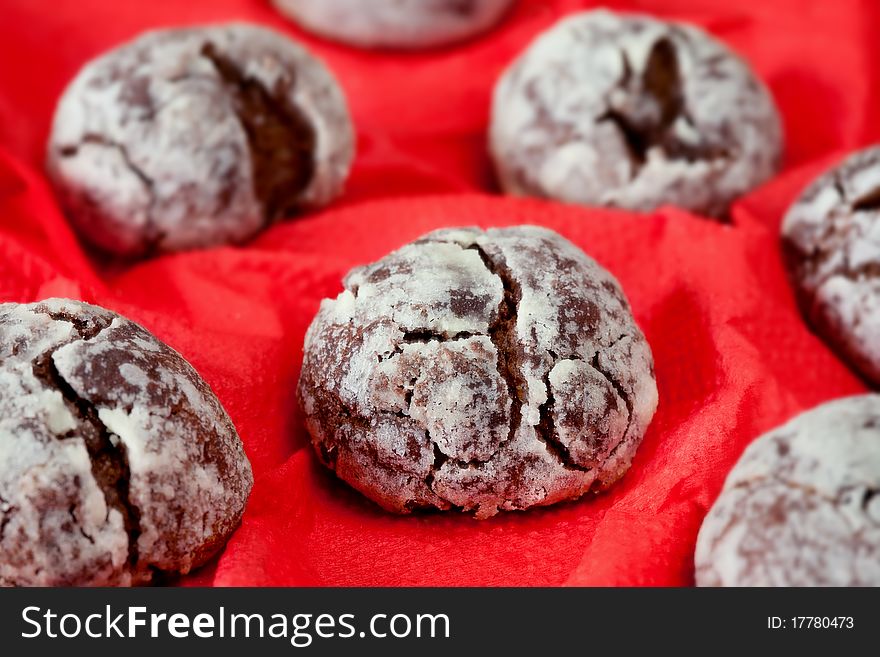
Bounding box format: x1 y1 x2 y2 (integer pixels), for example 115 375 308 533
0 0 875 586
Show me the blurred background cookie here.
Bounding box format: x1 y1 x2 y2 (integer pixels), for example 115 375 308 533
782 146 880 386
490 9 783 218
272 0 516 49
0 299 253 586
298 225 657 518
47 23 354 256
695 395 880 586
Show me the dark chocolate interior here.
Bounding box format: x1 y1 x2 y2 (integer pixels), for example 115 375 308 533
202 42 317 222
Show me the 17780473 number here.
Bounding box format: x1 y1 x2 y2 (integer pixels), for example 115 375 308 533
768 617 854 630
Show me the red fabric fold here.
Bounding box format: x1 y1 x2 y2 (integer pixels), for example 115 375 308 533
0 0 874 586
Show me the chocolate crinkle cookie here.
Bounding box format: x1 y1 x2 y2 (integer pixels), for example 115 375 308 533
272 0 515 49
298 226 658 518
490 10 783 218
695 395 880 586
0 299 253 586
47 23 354 256
782 146 880 386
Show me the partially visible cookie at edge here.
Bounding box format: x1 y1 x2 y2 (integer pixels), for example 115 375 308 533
490 9 783 218
695 394 880 587
0 298 253 586
297 225 658 518
782 146 880 386
47 22 354 256
272 0 516 49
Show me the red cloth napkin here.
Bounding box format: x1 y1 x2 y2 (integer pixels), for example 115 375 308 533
0 0 875 586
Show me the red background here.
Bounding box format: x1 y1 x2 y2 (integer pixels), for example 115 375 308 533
0 0 873 586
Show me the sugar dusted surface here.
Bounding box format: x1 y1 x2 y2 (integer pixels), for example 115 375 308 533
299 225 658 517
47 23 354 255
782 146 880 385
272 0 514 49
0 298 253 586
490 10 783 217
695 395 880 586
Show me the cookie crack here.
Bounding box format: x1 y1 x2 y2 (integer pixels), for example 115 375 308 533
862 487 880 511
200 41 316 224
379 330 479 365
69 505 95 544
430 238 606 470
0 493 13 542
60 134 155 198
29 315 143 572
422 440 458 508
536 360 590 472
466 244 525 466
597 110 650 169
544 335 634 447
598 38 729 178
590 348 634 439
852 186 880 213
407 238 525 468
832 173 847 201
59 133 161 250
424 441 448 491
401 329 476 344
419 439 488 514
37 307 113 341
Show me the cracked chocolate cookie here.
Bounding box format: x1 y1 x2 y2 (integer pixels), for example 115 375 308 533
298 225 658 518
489 10 783 218
272 0 515 49
0 298 253 586
47 23 354 256
782 147 880 386
695 395 880 586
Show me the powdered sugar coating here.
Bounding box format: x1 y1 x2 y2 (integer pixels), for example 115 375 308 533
47 23 354 255
782 146 880 386
298 225 658 517
695 395 880 586
490 10 783 218
0 299 253 586
272 0 514 49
